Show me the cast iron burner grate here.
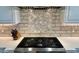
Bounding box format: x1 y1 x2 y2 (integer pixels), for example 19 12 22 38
16 37 64 48
14 37 66 53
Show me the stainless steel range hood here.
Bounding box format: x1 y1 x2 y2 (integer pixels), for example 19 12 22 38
18 6 63 10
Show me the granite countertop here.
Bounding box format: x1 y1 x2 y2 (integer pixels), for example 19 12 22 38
0 37 79 53
0 37 23 52
58 37 79 52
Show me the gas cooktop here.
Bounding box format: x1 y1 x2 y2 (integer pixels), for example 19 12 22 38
14 37 66 53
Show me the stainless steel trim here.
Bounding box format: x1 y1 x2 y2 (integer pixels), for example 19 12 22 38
14 48 66 53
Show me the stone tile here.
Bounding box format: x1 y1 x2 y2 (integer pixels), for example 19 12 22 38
71 34 79 37
60 33 72 37
61 26 72 31
1 7 79 37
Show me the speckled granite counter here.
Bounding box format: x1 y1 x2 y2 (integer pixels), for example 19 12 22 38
58 37 79 53
0 37 23 52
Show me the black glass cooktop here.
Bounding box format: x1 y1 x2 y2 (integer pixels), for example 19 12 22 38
16 37 64 48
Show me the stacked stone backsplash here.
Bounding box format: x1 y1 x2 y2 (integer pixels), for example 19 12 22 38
1 6 79 37
0 24 19 37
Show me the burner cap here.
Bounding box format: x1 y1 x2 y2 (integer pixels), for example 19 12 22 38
37 44 43 46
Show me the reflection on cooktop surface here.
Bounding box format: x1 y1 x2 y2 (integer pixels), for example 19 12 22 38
17 37 64 48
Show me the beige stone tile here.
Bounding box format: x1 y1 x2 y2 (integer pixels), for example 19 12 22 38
61 26 72 31
0 34 11 37
71 34 79 37
60 33 72 37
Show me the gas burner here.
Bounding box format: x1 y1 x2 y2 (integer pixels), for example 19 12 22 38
37 44 43 47
37 39 43 43
31 38 34 40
